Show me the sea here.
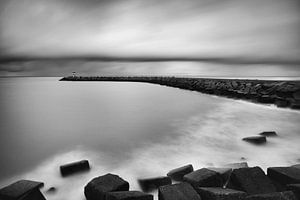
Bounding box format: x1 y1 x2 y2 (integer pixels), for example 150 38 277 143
0 76 300 200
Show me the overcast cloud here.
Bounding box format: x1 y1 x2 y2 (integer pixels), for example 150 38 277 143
0 0 299 76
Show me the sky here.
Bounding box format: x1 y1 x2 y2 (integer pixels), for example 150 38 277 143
0 0 299 76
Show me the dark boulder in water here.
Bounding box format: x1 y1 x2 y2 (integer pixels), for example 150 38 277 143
84 173 129 200
267 167 300 185
138 176 171 192
242 136 267 144
167 164 194 181
60 159 90 176
287 184 300 200
46 187 57 193
158 182 201 200
106 191 153 200
245 191 297 200
224 162 249 169
228 166 276 195
259 131 277 137
207 168 232 186
0 180 45 200
183 168 223 187
195 187 246 200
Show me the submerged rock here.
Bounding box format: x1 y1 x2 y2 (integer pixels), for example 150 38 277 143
60 159 90 176
106 191 153 200
0 180 45 200
158 182 201 200
242 136 267 144
138 176 171 192
167 164 194 181
228 166 276 195
46 187 57 193
195 187 246 200
245 191 297 200
267 167 300 185
183 168 223 187
84 173 129 200
259 131 277 137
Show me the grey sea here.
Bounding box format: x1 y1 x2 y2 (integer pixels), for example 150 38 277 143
0 77 300 200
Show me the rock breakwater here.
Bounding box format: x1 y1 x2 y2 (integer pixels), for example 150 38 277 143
60 76 300 110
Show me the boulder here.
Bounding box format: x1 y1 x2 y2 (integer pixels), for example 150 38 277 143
195 187 246 200
183 168 223 187
259 131 277 137
138 176 171 192
228 166 276 195
245 191 297 200
242 136 266 144
287 184 300 200
292 164 300 169
257 95 274 103
167 164 194 181
267 167 300 185
60 160 90 176
84 173 129 200
106 191 153 200
224 162 249 169
275 99 289 107
207 168 232 185
158 182 201 200
0 180 45 200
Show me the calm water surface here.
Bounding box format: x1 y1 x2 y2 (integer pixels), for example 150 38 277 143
0 77 300 199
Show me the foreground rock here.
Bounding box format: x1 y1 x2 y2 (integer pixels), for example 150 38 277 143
183 168 223 187
207 168 232 185
138 176 171 192
287 184 300 200
106 191 153 200
60 160 90 176
195 187 246 200
224 162 249 169
84 173 129 200
242 136 267 144
228 167 276 194
158 182 201 200
245 191 297 200
259 131 277 137
167 164 194 181
267 167 300 185
0 180 45 200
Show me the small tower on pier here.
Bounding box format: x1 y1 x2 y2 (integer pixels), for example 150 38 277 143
72 72 76 78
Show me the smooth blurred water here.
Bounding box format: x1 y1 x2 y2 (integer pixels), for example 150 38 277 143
0 77 300 200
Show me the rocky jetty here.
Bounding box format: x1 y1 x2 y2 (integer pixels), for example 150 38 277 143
2 162 300 200
60 76 300 110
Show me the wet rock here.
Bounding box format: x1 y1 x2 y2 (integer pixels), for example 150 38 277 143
259 131 277 137
257 95 274 103
183 168 223 187
242 136 266 144
228 166 276 195
60 160 90 176
292 164 300 169
138 176 171 192
167 164 194 181
245 191 297 200
287 184 300 200
195 187 246 200
275 99 289 107
46 187 57 193
0 180 45 200
106 191 153 200
267 167 300 185
207 168 232 185
158 182 201 200
224 162 249 169
84 173 129 200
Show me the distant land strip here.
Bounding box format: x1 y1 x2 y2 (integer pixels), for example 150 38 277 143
60 76 300 110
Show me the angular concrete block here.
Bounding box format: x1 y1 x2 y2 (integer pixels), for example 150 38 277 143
158 182 201 200
183 168 223 187
167 164 194 181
